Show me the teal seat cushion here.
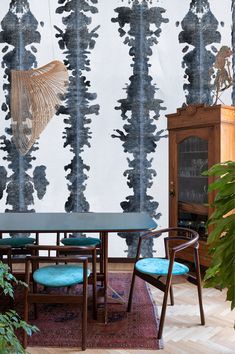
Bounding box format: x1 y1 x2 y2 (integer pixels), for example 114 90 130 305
33 264 91 287
61 237 101 247
135 258 189 276
0 237 36 248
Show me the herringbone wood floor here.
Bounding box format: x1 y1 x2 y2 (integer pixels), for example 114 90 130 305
27 263 235 354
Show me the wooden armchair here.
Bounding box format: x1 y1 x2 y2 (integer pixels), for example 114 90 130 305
0 232 39 274
23 245 97 351
127 227 205 341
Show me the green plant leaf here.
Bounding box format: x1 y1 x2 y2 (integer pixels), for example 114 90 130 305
207 214 235 244
214 183 235 201
203 161 235 312
202 161 235 177
209 201 233 220
204 263 220 281
0 262 39 353
208 173 235 192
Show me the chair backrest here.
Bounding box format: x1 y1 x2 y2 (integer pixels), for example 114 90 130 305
136 227 199 263
26 244 96 256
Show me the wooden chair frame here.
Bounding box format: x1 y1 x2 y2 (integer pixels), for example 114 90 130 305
23 245 97 351
127 227 205 341
0 245 12 270
57 232 104 282
0 232 39 276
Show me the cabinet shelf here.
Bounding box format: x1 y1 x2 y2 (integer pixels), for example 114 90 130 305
178 176 207 179
179 151 208 154
178 201 208 215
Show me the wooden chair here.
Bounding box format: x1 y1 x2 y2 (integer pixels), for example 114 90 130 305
23 245 97 351
0 233 39 275
0 245 12 270
58 232 104 283
127 227 205 341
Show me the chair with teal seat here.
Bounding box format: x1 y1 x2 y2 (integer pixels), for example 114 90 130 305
127 227 205 342
60 233 101 247
0 233 38 274
59 232 103 280
23 244 97 351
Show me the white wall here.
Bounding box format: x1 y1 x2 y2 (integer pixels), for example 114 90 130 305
0 0 232 257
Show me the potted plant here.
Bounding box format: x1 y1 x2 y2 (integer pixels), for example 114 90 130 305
0 261 38 353
202 161 235 311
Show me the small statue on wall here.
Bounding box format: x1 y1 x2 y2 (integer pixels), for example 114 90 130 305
213 45 233 104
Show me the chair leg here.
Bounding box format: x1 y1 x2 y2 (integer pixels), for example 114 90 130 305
7 248 13 274
194 248 205 325
23 262 30 349
56 233 60 264
82 276 88 351
157 274 173 340
23 293 29 349
92 249 97 320
7 248 14 308
127 270 136 312
169 285 174 306
33 282 38 319
99 235 104 287
158 276 174 306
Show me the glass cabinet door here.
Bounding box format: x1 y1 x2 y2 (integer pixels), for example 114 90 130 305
178 136 208 240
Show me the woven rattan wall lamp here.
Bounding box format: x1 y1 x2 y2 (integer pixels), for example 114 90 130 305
10 60 68 155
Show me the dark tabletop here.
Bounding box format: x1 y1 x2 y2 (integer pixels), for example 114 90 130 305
0 212 157 233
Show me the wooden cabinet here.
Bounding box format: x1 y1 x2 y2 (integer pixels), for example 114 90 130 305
166 104 235 267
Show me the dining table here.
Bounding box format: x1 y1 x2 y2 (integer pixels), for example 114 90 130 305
0 211 157 322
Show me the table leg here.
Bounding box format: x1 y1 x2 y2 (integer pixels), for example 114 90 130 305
99 235 104 286
100 231 108 324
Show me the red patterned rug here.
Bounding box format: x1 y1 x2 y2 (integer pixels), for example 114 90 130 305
6 273 160 349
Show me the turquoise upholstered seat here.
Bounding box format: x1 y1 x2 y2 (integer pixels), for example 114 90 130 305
135 258 189 276
61 236 101 247
33 264 91 288
0 237 36 248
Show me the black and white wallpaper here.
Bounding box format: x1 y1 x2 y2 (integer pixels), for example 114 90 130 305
0 0 233 257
